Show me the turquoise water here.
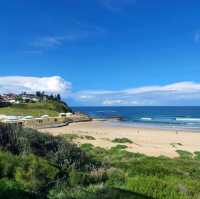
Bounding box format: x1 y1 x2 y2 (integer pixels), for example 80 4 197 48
72 106 200 130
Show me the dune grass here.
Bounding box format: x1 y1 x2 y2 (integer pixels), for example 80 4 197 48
84 135 96 140
112 137 133 144
176 150 193 160
62 133 80 141
170 143 183 148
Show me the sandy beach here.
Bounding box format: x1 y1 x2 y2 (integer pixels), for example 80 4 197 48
40 120 200 158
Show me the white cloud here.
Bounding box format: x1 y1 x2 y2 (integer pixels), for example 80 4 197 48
125 82 200 94
31 34 88 49
30 25 106 50
103 99 125 105
0 76 71 96
72 82 200 106
32 36 63 48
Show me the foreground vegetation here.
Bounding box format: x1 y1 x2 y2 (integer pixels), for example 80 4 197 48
0 124 200 199
0 100 71 117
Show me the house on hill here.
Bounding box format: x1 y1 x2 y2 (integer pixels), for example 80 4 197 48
19 93 39 103
1 93 18 104
0 95 10 107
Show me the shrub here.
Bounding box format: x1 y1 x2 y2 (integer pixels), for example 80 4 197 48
126 176 189 199
170 143 183 148
81 143 94 152
0 124 99 171
69 167 83 186
0 178 39 199
194 151 200 161
106 168 126 187
84 136 96 140
61 134 79 141
112 138 133 144
0 151 18 178
113 145 128 150
15 154 58 192
176 150 193 160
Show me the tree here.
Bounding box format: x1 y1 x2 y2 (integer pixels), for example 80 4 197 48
56 94 61 101
49 94 54 100
36 91 41 98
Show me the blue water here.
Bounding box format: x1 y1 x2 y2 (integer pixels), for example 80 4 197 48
72 106 200 130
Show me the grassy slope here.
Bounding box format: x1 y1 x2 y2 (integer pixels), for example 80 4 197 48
1 124 200 199
0 124 149 199
0 101 71 117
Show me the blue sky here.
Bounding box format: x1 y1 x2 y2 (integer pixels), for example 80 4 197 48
1 0 200 106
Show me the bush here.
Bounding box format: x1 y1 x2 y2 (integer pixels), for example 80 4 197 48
0 151 18 178
84 136 96 140
81 143 94 151
0 124 102 198
0 124 98 171
69 167 83 186
61 134 79 141
106 168 126 187
194 151 200 160
15 154 58 192
0 178 39 199
176 150 193 160
112 138 133 144
113 145 128 150
126 176 188 199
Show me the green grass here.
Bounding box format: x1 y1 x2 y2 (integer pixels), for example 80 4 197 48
0 101 70 117
61 134 96 141
62 134 80 141
176 150 193 160
194 151 200 160
112 138 133 144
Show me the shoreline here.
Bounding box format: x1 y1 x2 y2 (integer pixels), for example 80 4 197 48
91 118 200 132
40 120 200 158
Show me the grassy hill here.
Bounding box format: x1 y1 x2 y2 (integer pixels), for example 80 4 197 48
0 100 72 117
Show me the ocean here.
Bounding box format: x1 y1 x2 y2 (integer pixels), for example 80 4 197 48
72 106 200 130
